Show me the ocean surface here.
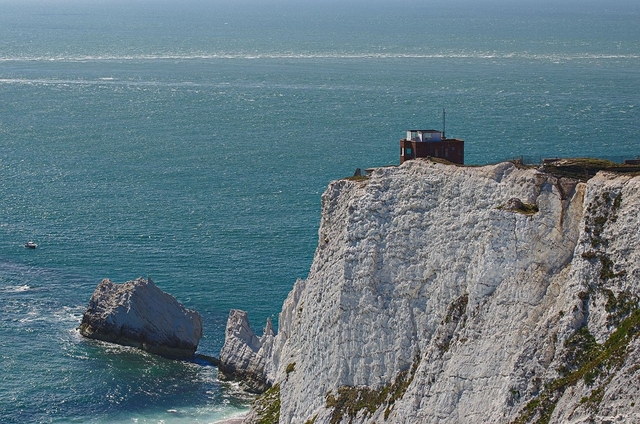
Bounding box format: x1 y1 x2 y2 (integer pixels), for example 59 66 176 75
0 0 638 422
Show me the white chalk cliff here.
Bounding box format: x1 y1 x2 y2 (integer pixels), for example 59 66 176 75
226 160 640 423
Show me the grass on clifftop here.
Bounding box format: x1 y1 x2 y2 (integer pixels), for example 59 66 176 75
343 175 369 182
541 158 640 182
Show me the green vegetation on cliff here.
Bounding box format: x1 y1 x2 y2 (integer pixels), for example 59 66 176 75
325 358 420 423
512 308 640 424
252 383 280 424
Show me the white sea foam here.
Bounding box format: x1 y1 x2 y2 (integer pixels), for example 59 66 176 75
2 284 30 293
52 306 85 323
0 77 205 88
99 407 249 424
0 52 637 64
0 51 635 89
18 308 41 323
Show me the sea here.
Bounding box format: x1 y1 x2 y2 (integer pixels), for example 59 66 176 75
0 0 638 422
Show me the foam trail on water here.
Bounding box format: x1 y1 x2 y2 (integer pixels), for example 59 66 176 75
0 52 637 63
1 284 31 293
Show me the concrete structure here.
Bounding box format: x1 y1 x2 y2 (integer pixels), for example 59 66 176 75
400 130 464 164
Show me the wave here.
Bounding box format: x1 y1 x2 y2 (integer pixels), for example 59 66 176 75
15 304 82 324
0 77 198 87
53 305 86 324
0 74 220 88
0 52 638 63
1 284 31 293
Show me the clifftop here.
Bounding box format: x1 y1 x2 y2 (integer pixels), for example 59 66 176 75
222 159 640 423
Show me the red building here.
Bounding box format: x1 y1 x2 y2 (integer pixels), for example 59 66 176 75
400 130 464 165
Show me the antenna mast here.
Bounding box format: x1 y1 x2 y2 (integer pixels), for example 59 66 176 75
442 108 446 139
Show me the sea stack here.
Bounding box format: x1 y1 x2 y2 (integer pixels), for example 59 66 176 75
218 309 274 393
78 277 202 359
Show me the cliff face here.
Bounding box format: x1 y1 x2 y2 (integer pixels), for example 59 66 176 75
234 160 640 423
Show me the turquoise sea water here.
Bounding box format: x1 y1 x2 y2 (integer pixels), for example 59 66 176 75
1 1 639 422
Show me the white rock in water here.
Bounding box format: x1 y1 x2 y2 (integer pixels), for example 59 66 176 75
218 309 274 393
233 160 640 423
78 277 202 359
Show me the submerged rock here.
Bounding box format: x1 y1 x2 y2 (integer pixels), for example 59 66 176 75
218 309 274 393
78 277 202 359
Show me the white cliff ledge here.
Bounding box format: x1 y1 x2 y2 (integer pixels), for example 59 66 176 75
222 159 640 423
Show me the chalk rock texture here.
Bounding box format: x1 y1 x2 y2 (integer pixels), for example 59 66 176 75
232 159 640 423
219 309 274 393
79 277 202 359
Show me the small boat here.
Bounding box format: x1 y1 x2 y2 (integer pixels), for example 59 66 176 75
24 241 38 249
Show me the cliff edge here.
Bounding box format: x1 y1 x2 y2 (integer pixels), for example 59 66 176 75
228 159 640 423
